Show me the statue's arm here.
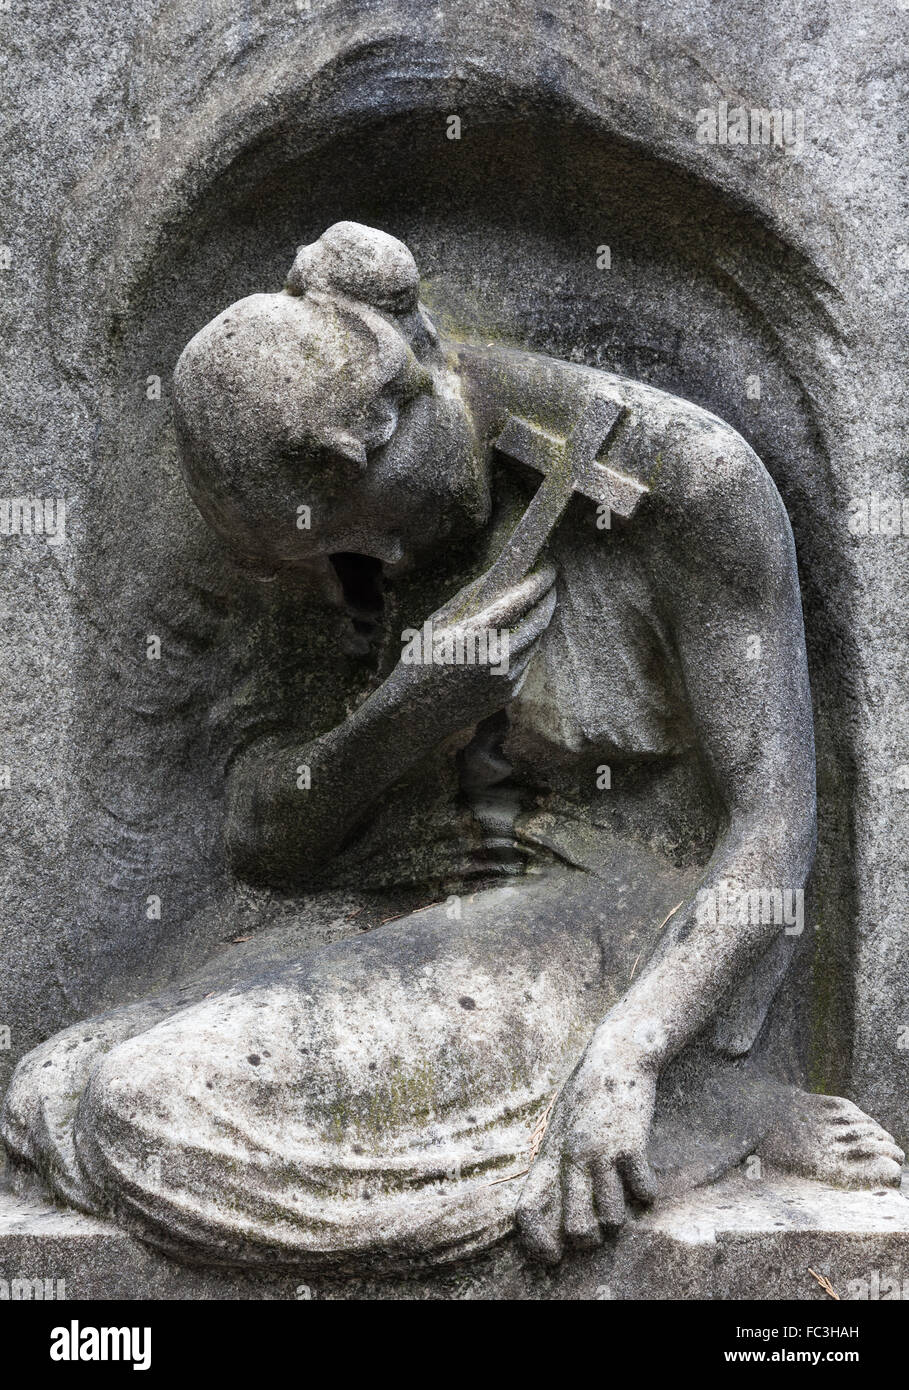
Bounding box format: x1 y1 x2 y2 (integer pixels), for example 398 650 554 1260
224 675 435 885
225 566 556 884
516 440 817 1261
595 456 817 1066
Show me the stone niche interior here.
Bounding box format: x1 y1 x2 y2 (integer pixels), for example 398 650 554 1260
67 93 853 1116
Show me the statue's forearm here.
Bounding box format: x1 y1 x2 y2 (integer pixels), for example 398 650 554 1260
589 813 816 1071
225 673 436 882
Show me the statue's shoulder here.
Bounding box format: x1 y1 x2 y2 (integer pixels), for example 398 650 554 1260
451 341 790 564
603 371 791 553
603 372 757 480
456 340 769 500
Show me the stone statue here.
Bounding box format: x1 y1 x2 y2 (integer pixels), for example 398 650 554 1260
2 223 902 1272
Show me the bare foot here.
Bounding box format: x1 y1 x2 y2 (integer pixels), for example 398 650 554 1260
758 1090 905 1188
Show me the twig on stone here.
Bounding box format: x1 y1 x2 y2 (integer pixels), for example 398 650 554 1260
529 1093 558 1164
488 1092 559 1185
379 901 444 926
658 901 685 934
628 902 684 983
808 1268 840 1300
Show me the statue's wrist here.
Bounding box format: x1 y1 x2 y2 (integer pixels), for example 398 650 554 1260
588 1013 668 1074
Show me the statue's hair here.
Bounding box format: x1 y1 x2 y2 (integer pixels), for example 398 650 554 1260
171 225 432 560
285 222 420 314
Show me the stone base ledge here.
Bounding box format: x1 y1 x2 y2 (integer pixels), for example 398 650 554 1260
1 1171 908 1300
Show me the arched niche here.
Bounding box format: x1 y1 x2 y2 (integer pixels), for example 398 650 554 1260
63 55 853 1097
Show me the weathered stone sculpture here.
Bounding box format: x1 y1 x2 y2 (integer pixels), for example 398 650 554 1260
1 223 902 1271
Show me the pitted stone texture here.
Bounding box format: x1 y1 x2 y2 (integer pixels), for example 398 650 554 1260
1 0 907 1310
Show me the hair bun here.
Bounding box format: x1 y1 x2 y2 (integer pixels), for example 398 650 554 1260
286 222 419 314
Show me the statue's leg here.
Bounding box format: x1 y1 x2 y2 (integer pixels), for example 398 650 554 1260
648 1046 905 1196
1 887 363 1209
1 995 194 1209
67 871 673 1268
756 1089 904 1187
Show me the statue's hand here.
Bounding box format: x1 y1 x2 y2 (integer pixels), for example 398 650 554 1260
516 1039 659 1264
387 563 557 736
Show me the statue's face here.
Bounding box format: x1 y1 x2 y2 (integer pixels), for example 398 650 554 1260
174 291 486 580
277 364 477 570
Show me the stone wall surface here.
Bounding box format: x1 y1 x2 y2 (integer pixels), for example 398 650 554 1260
0 0 906 1296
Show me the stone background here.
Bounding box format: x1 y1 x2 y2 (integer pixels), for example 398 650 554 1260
0 0 906 1147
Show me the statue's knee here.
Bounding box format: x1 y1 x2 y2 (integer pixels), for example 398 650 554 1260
74 1036 168 1172
1 1033 77 1154
0 1053 37 1153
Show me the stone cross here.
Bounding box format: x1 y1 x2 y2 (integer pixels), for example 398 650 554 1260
466 397 648 607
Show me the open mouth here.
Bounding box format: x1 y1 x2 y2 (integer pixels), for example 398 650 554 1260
329 552 385 636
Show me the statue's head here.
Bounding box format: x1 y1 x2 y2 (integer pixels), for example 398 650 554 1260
173 222 485 579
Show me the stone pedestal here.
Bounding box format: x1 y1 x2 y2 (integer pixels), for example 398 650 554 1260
2 1172 906 1301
